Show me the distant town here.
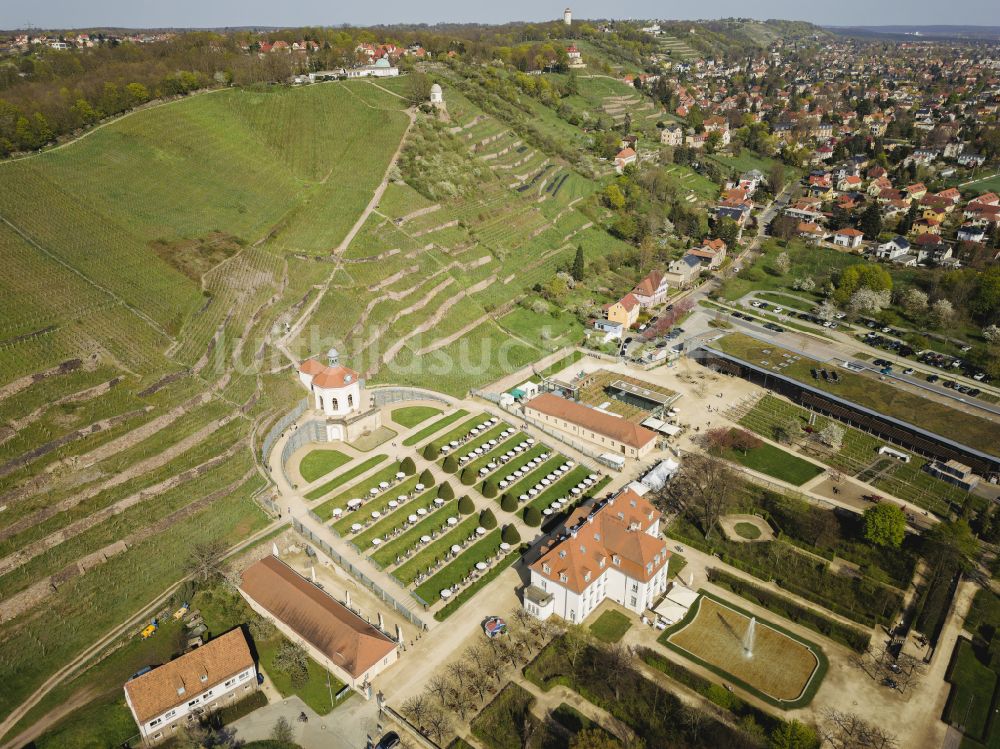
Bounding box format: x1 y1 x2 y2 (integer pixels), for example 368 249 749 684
0 9 998 749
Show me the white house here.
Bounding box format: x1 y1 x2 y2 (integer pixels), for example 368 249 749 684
343 58 399 78
832 228 865 249
592 319 625 343
124 629 257 745
957 225 986 243
660 124 684 146
524 488 670 622
614 147 637 173
875 236 911 260
631 269 670 307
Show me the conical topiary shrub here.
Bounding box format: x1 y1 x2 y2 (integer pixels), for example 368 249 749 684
524 506 542 527
418 468 435 487
460 467 477 486
479 508 497 530
482 478 499 498
443 454 459 473
422 443 439 461
500 493 517 513
457 495 475 515
438 481 455 501
502 524 521 545
400 456 416 475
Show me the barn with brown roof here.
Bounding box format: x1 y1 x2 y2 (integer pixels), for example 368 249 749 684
239 556 398 690
523 392 657 459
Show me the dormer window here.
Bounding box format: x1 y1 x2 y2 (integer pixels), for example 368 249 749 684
542 563 550 574
579 545 586 553
599 558 606 568
559 550 566 559
593 533 601 541
200 674 208 683
613 555 621 566
584 572 591 583
176 686 186 696
559 573 568 583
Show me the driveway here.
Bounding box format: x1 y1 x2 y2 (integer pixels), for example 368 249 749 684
230 694 382 749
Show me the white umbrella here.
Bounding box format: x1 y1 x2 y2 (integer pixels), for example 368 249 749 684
417 508 428 516
528 489 538 497
415 483 425 491
421 535 432 543
347 498 363 509
351 523 363 531
488 462 497 469
332 508 343 517
526 438 535 444
588 473 599 480
543 508 553 515
369 488 379 496
520 494 529 501
434 497 445 505
408 514 418 523
440 589 452 599
451 544 462 553
379 481 390 489
447 517 458 526
489 439 497 446
571 488 581 495
476 526 487 535
398 495 408 501
371 511 381 519
500 481 508 488
388 501 398 509
450 440 459 447
499 542 511 551
476 562 488 571
542 478 551 486
372 538 382 546
479 467 489 475
395 472 406 480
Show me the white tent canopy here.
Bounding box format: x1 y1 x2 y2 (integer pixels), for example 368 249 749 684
641 458 680 491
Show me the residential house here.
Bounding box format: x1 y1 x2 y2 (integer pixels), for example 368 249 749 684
913 217 942 235
605 294 641 329
124 629 257 746
523 487 670 622
703 116 731 145
957 225 987 243
592 319 624 343
614 147 637 173
631 270 670 308
660 124 684 146
904 183 928 202
832 228 865 249
663 255 702 288
685 238 727 269
875 236 911 260
958 153 986 168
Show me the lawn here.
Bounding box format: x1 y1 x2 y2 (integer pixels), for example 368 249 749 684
712 432 824 486
714 333 1000 459
305 454 388 502
539 350 585 380
665 594 823 706
389 515 480 582
734 522 763 540
589 609 632 643
402 409 469 447
391 406 442 429
425 412 493 451
414 529 508 605
298 449 351 483
945 638 997 744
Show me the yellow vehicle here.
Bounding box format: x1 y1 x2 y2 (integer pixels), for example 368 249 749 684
173 603 189 620
141 620 158 639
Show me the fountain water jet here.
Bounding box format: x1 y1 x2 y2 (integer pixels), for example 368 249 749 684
743 616 756 658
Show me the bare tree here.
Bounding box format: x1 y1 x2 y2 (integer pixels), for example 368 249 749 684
186 539 228 583
422 704 451 745
664 454 738 538
820 707 898 749
560 623 591 672
447 661 472 690
400 694 430 728
426 674 451 706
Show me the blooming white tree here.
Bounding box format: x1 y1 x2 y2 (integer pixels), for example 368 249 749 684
848 288 891 316
792 277 816 292
817 300 838 321
984 324 1000 344
900 287 928 316
930 299 954 328
818 423 845 450
775 252 792 275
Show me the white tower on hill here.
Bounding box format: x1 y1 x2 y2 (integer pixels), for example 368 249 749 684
429 82 444 107
564 7 572 26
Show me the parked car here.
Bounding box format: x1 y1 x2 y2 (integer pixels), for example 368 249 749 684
926 374 939 383
903 368 914 375
376 732 401 749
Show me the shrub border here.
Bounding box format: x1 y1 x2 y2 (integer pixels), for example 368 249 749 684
657 589 828 710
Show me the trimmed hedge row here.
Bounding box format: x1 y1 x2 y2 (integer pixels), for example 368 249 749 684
434 545 523 621
707 568 871 652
